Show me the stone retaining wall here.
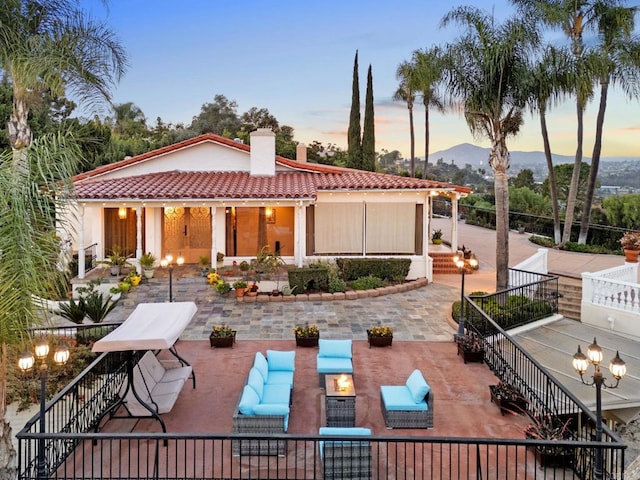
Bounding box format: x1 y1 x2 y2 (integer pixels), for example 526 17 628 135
235 278 428 303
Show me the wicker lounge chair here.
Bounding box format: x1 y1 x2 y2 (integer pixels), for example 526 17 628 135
380 369 434 429
319 427 372 480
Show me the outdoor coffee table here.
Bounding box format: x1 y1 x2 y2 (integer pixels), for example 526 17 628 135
324 374 356 427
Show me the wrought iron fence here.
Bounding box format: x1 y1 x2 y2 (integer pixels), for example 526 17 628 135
17 431 625 479
463 297 624 479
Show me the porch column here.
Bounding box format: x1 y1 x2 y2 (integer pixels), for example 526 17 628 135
451 194 459 252
78 205 85 279
210 207 217 269
424 195 432 283
136 207 143 260
296 201 303 267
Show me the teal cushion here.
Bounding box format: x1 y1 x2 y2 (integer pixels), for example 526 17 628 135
247 368 264 401
253 403 289 416
262 384 291 405
318 339 352 358
264 370 294 387
381 385 428 411
319 427 371 436
238 385 260 415
267 350 296 371
316 356 353 373
253 352 269 382
405 369 430 403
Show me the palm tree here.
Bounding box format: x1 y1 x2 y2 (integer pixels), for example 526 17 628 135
410 48 446 179
0 0 127 169
526 46 575 244
0 1 126 473
393 61 417 177
441 6 539 290
511 0 620 244
578 5 640 243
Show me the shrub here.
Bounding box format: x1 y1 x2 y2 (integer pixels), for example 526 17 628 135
350 275 384 290
288 267 329 293
336 258 410 281
328 276 347 293
84 292 118 323
57 298 86 324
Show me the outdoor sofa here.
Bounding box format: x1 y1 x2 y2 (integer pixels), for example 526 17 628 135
232 350 295 455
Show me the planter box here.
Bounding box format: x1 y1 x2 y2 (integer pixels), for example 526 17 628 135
489 385 528 416
367 332 393 348
535 447 573 468
295 336 319 348
209 331 236 348
457 343 484 364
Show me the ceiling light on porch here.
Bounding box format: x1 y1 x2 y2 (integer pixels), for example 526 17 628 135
118 207 127 219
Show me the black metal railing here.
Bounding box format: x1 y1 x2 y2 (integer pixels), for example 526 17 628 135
463 298 624 479
466 271 559 332
16 432 625 479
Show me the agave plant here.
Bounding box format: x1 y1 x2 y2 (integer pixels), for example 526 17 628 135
57 298 87 324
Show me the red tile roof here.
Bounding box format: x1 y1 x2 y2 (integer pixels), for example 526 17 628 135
72 133 471 200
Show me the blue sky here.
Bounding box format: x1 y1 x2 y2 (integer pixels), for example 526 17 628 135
85 0 640 159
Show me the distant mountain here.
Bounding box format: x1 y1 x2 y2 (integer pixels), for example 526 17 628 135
427 143 638 170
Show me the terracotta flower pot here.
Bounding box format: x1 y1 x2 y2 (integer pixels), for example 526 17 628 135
624 248 639 263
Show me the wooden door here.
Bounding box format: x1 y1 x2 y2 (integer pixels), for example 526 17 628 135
162 207 211 263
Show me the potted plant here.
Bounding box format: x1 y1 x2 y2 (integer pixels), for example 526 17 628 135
254 246 285 294
232 280 247 297
209 324 236 348
239 260 250 277
198 256 210 277
619 231 640 263
292 323 319 347
99 247 131 276
456 331 484 363
432 229 443 245
125 270 142 286
216 252 225 268
523 410 574 467
367 324 394 348
140 252 156 279
489 380 528 416
246 282 259 297
213 278 231 296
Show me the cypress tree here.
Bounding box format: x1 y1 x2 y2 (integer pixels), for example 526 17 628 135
362 64 375 172
347 50 362 169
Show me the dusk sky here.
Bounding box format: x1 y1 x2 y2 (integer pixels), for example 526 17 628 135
84 0 640 159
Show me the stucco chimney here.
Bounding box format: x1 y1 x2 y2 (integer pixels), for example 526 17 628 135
296 143 307 163
249 128 276 176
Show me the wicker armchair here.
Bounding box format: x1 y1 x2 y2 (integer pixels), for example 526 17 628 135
319 427 372 480
380 369 434 429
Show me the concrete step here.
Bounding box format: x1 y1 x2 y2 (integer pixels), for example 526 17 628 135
553 274 582 321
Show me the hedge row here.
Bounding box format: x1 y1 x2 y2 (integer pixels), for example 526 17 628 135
335 258 411 281
287 267 329 293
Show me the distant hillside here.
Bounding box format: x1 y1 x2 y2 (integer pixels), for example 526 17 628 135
427 143 637 170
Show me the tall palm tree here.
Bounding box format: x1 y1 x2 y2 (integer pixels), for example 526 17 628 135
511 0 621 244
441 6 539 290
410 48 445 179
0 1 126 473
0 0 127 169
527 46 575 244
578 5 640 243
393 61 417 177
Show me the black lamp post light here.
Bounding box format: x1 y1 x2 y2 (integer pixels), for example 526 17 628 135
572 337 627 480
453 253 478 340
18 338 70 479
160 254 184 302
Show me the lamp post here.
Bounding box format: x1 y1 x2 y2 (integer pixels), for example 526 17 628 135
572 337 626 480
453 253 478 340
160 254 184 302
18 339 70 479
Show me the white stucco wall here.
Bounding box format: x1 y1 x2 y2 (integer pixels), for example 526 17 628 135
581 303 640 339
91 142 251 180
